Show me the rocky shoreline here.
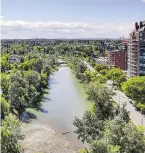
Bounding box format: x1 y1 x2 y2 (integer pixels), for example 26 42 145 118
21 123 80 153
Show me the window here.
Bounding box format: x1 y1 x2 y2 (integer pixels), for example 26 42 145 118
140 70 145 74
140 56 143 59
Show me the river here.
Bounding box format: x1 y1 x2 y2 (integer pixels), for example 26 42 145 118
22 64 89 149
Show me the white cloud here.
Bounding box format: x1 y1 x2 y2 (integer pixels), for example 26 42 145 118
0 16 4 19
1 18 134 39
141 0 145 3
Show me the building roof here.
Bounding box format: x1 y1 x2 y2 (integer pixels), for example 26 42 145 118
142 20 145 25
132 20 145 32
95 57 107 65
139 26 145 32
108 50 126 53
123 40 129 44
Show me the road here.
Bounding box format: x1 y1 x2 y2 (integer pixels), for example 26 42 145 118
83 60 145 127
83 60 95 72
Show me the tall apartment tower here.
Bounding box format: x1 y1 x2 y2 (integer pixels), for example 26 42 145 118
122 40 128 51
128 20 145 77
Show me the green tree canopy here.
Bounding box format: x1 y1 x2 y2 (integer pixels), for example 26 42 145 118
122 76 145 110
95 64 108 73
8 70 29 113
1 114 24 153
107 68 126 88
1 95 10 119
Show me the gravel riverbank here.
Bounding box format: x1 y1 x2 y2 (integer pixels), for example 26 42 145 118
21 123 80 153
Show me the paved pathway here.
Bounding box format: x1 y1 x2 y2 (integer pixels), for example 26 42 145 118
107 80 145 126
83 60 145 127
83 60 95 72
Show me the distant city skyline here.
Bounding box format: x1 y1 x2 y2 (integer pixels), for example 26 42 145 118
1 0 145 39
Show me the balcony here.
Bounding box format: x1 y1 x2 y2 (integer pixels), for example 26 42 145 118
131 67 138 71
132 42 138 46
131 46 138 49
131 50 138 53
131 65 138 68
131 56 138 59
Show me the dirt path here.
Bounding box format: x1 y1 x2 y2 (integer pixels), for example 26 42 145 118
21 123 80 153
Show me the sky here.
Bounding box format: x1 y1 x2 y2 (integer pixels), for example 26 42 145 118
1 0 145 39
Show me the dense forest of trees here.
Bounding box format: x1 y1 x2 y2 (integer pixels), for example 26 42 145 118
68 56 145 153
1 40 58 152
1 39 145 153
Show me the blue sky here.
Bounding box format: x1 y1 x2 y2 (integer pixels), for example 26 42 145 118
1 0 145 38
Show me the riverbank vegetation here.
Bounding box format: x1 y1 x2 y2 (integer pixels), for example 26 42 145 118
1 39 145 153
73 81 145 153
1 42 58 152
122 76 145 112
67 56 145 153
83 55 145 113
68 56 126 87
89 62 126 89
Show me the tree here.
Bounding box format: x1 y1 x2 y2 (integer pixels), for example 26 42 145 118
99 69 108 76
96 74 107 84
41 73 48 88
95 64 108 73
73 80 137 153
24 70 41 89
90 139 108 153
75 61 87 74
107 68 126 88
1 73 10 96
87 81 115 119
20 58 36 71
89 116 145 153
83 70 97 83
104 116 145 153
8 71 29 113
73 111 104 143
73 82 116 144
122 76 145 110
42 65 51 77
1 96 10 119
1 114 24 153
34 58 43 73
1 54 11 72
23 70 41 107
68 57 87 81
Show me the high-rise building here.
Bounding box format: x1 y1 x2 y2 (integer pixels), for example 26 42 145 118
122 40 129 51
128 20 145 77
107 50 127 70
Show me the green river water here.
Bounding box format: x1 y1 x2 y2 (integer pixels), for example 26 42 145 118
24 64 89 147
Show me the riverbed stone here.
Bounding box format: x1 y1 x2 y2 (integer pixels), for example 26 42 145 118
21 123 79 153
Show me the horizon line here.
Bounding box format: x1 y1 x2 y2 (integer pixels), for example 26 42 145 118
1 37 128 40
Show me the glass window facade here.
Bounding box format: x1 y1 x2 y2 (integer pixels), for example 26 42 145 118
139 44 145 75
